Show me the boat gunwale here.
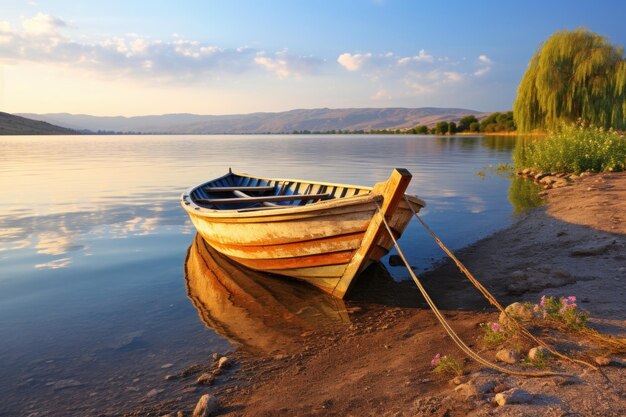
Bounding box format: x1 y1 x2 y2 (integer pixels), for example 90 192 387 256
181 171 425 219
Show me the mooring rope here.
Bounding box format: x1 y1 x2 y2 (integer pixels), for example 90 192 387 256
376 205 564 377
402 196 597 371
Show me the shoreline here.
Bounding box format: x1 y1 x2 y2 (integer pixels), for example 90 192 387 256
126 172 626 417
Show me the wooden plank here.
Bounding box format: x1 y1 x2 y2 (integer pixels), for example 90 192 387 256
204 185 275 192
235 205 288 212
190 211 372 245
232 190 279 208
203 231 364 259
331 168 412 298
196 193 330 205
227 249 355 270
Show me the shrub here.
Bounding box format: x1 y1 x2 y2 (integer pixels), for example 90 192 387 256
513 123 626 174
430 353 464 379
480 322 510 346
531 295 588 331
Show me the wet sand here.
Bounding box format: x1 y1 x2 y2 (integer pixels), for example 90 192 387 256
126 172 626 417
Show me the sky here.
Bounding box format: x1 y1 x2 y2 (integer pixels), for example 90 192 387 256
0 0 624 116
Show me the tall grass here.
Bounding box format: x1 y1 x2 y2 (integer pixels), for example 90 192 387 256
513 124 626 174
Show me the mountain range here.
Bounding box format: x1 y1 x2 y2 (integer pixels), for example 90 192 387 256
17 107 490 134
0 112 78 135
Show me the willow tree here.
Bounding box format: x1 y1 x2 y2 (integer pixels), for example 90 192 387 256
514 28 626 132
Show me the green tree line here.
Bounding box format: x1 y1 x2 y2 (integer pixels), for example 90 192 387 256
407 112 515 134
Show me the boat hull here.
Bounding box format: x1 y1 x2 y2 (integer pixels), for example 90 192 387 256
182 169 424 298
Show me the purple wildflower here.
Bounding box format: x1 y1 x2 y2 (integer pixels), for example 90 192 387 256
431 353 441 367
490 322 503 333
567 296 576 303
540 295 547 308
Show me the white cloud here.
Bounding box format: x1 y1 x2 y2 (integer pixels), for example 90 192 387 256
22 13 66 36
255 50 322 79
478 54 493 65
338 50 435 72
397 49 434 64
443 71 463 82
337 52 372 71
370 88 390 100
0 13 320 82
473 54 493 77
337 49 468 100
474 66 490 76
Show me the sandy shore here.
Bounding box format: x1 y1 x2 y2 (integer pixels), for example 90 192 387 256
126 172 626 417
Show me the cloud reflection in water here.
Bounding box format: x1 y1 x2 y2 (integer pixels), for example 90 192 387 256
0 200 189 270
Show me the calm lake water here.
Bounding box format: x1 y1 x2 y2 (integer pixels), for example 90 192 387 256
0 134 537 415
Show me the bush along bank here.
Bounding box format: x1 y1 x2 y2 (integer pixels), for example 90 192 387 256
514 123 625 190
514 123 626 175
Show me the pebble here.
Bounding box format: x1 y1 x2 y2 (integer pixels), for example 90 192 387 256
161 363 174 369
494 388 532 406
192 394 219 417
196 372 215 386
451 376 465 385
499 302 534 326
218 356 231 370
528 346 550 360
454 380 496 399
454 382 478 399
540 175 557 185
496 349 520 364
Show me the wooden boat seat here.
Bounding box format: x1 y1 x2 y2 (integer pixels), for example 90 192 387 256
203 185 275 192
196 192 330 205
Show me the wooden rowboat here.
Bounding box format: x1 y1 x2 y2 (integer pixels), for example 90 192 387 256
181 168 425 298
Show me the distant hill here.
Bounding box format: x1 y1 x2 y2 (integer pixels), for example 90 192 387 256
18 107 490 134
0 112 79 135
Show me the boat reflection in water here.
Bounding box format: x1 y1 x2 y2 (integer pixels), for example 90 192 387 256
185 234 352 354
